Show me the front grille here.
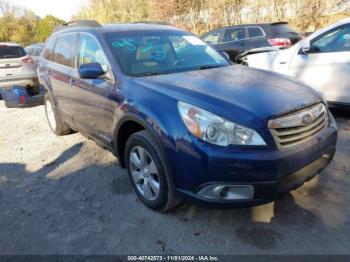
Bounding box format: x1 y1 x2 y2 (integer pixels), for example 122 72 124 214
268 103 328 149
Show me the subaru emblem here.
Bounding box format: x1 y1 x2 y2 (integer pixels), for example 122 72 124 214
301 113 313 125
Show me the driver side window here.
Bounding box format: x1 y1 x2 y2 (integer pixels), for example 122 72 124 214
76 34 110 75
310 24 350 53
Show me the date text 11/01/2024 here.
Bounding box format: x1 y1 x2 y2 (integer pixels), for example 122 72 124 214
127 255 220 261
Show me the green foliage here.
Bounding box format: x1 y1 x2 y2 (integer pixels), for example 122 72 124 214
35 15 65 43
0 0 349 46
0 0 64 46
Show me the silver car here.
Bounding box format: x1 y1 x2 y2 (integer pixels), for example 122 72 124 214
0 42 37 89
25 43 44 62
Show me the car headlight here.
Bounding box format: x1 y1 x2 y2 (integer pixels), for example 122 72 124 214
178 102 266 146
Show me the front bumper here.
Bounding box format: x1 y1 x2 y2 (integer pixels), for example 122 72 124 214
171 113 337 208
174 145 335 208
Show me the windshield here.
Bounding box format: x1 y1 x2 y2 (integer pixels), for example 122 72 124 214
105 31 229 76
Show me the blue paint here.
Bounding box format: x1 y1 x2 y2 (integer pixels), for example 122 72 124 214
38 25 338 208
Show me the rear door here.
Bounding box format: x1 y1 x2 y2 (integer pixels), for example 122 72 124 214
39 36 57 93
216 27 247 59
289 24 350 104
70 33 114 142
49 33 77 115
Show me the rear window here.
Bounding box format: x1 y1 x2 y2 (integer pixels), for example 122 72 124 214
0 46 26 59
268 24 299 36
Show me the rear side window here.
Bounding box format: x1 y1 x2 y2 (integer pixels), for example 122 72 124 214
248 27 264 38
42 37 57 61
53 33 76 67
222 28 246 42
0 46 26 59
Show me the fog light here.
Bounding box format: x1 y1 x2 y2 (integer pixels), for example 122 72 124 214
197 184 254 200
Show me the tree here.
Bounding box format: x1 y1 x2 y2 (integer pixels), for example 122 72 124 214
75 0 151 23
35 15 64 43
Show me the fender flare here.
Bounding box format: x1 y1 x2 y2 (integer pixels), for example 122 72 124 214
113 113 176 187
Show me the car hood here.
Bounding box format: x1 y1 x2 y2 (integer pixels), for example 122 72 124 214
131 65 322 128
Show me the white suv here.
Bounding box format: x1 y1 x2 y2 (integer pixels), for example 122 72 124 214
0 42 37 89
246 19 350 108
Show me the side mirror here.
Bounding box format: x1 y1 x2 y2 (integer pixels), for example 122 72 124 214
220 51 231 61
78 62 105 79
301 41 310 54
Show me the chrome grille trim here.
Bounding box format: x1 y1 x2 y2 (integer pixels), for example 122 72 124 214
268 103 328 149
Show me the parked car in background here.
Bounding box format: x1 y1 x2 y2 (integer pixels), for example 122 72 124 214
0 84 45 108
201 22 302 61
246 18 350 108
25 43 44 62
0 42 37 89
39 20 337 212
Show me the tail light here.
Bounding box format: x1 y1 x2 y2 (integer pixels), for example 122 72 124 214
19 95 25 104
22 56 34 64
268 38 292 47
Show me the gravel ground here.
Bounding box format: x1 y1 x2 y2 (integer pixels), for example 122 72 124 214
0 101 349 255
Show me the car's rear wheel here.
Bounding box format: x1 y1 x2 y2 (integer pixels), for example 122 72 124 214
125 130 180 211
44 94 71 136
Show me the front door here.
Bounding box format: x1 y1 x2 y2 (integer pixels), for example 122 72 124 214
70 33 115 143
289 24 350 104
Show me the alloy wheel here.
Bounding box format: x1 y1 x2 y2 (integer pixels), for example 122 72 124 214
129 146 160 201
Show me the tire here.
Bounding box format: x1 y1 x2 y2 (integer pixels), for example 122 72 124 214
44 94 71 136
125 130 180 212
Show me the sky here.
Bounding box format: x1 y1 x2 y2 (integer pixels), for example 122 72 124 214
8 0 89 21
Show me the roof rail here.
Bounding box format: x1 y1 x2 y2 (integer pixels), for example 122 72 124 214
53 20 102 32
133 21 173 26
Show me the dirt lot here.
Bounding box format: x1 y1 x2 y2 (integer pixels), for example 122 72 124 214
0 101 349 255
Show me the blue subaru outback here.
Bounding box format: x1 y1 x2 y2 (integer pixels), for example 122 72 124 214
38 20 337 211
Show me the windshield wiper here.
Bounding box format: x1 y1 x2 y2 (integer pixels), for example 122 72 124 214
198 64 226 70
132 71 171 77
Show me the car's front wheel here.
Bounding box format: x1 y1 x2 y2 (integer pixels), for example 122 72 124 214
44 94 71 136
125 130 180 211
